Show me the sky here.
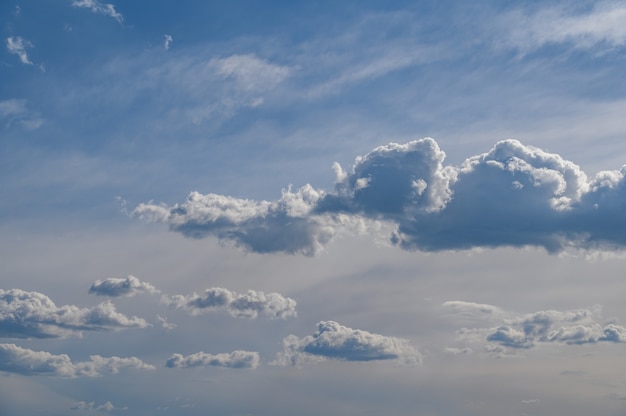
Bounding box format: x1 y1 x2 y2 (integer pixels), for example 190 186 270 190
2 1 626 415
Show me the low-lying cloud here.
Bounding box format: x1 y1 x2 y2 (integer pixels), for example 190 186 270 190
89 275 159 297
135 138 626 255
273 320 421 366
166 350 260 369
0 343 154 377
166 287 297 319
0 288 148 339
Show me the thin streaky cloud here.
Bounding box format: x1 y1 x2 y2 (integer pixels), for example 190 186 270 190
166 350 260 369
72 0 123 24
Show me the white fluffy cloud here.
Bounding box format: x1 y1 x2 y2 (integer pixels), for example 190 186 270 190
273 321 421 366
71 400 127 412
0 343 154 377
6 36 33 65
136 138 626 255
0 288 148 338
166 350 260 369
89 275 159 297
445 301 626 352
72 0 123 24
166 287 297 319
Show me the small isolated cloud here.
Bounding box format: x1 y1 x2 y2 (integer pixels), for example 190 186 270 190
136 138 626 255
273 321 421 367
164 34 173 50
0 343 154 377
208 54 291 92
156 315 176 330
0 288 148 339
0 98 43 130
501 2 626 54
89 275 159 297
71 400 127 412
445 301 626 353
165 350 260 369
6 36 33 65
72 0 123 24
166 287 297 319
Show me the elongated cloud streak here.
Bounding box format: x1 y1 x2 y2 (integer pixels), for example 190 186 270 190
89 275 159 297
167 287 297 319
0 288 148 338
273 321 421 366
166 350 260 369
72 0 123 23
0 343 154 377
135 138 626 255
6 36 33 65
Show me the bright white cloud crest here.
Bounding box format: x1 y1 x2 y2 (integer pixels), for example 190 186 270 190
89 275 159 297
6 36 33 65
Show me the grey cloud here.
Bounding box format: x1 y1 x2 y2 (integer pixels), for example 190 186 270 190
135 138 626 255
166 287 297 319
72 0 123 24
0 288 148 339
165 350 259 369
89 275 159 297
71 401 127 412
273 321 421 366
0 343 154 377
446 301 626 351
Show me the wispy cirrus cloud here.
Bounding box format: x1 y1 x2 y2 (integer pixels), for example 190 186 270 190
166 350 260 369
72 0 123 24
0 288 148 339
0 99 43 130
272 321 421 367
0 343 154 377
6 36 33 65
135 138 626 255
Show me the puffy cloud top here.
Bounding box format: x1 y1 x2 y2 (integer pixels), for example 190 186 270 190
0 288 148 338
89 275 159 297
273 321 421 366
135 138 626 255
167 287 297 319
166 350 260 369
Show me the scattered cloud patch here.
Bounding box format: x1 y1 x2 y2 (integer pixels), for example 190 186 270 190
0 99 43 130
6 36 33 65
89 275 159 297
445 301 626 353
72 0 123 24
71 401 127 412
165 350 259 369
163 34 173 50
0 343 154 377
273 321 421 366
0 288 149 339
136 138 626 255
166 287 297 319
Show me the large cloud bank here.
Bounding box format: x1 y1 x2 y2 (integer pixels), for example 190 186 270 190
0 288 149 339
0 343 154 377
135 138 626 255
273 321 421 366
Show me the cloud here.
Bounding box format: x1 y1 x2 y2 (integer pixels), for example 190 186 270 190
71 401 128 412
135 138 626 255
501 2 626 54
89 275 159 297
72 0 123 24
0 99 43 129
6 36 33 65
208 54 291 92
0 288 149 339
445 301 626 352
166 287 297 319
272 321 421 366
0 343 154 377
165 350 260 369
163 34 173 50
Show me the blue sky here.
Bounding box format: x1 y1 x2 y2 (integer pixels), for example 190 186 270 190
3 1 626 415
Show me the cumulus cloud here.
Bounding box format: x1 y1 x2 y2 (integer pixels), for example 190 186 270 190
6 36 33 65
0 343 154 377
0 288 148 339
72 0 123 24
272 321 421 367
165 350 259 369
501 2 626 54
135 137 626 255
166 287 297 319
71 401 128 412
445 301 626 352
89 275 159 297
